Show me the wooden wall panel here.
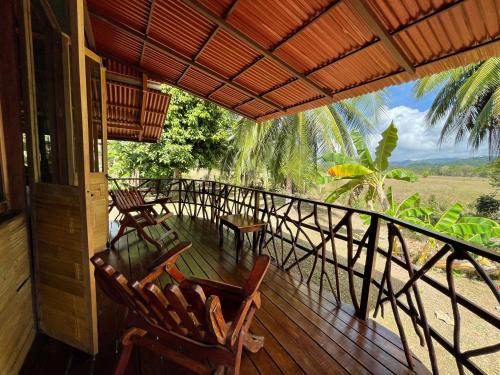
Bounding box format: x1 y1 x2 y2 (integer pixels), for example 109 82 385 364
88 173 109 252
32 183 96 353
0 214 35 374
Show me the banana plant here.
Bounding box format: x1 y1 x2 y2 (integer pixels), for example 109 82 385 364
324 122 416 210
405 203 500 251
360 188 433 224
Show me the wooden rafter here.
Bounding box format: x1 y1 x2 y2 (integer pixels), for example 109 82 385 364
83 0 95 49
90 11 284 113
176 65 190 85
348 0 414 73
180 0 332 98
139 0 157 65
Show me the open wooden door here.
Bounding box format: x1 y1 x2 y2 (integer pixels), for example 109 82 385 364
19 0 108 355
85 49 109 254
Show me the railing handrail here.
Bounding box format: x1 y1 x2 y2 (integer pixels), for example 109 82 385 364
109 177 499 261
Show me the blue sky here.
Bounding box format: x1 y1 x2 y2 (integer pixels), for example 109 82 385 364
370 81 488 162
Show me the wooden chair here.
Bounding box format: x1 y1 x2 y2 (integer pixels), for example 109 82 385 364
109 188 177 251
91 242 270 375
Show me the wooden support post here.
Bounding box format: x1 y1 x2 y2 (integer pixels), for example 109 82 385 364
138 74 148 142
357 215 380 320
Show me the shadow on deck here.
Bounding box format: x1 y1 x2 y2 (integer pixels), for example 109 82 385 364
20 216 429 374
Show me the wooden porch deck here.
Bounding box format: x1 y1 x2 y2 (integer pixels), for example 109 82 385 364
21 216 429 374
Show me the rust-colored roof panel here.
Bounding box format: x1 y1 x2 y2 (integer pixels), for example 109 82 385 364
233 58 295 94
227 0 333 49
210 86 252 108
150 0 215 58
89 0 500 122
87 0 151 32
141 46 187 82
91 17 143 63
179 67 222 96
197 29 261 78
265 80 320 108
274 2 376 73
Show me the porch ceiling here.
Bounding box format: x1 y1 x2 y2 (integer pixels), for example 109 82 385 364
88 0 500 122
105 60 171 143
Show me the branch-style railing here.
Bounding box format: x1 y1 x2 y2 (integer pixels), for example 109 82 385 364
109 178 499 375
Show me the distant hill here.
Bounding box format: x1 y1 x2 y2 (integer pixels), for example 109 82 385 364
392 156 489 168
391 156 491 177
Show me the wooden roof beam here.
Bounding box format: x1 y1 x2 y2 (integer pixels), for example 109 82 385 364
348 0 414 73
180 0 332 98
83 0 95 49
90 11 284 113
139 0 157 65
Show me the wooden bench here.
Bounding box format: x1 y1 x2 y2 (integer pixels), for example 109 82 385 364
219 214 267 262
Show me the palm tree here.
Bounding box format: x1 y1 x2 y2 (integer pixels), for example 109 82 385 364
414 57 500 157
222 93 386 193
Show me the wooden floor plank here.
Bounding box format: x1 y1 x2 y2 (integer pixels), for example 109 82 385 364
20 215 430 375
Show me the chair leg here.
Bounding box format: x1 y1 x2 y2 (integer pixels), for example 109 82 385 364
114 342 134 375
138 226 162 251
111 223 127 250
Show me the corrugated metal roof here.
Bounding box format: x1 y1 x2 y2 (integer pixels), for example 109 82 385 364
88 0 500 122
105 61 171 142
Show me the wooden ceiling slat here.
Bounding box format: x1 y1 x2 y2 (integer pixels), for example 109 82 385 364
91 11 285 113
180 0 332 98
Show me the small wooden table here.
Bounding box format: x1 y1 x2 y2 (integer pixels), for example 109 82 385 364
218 214 267 262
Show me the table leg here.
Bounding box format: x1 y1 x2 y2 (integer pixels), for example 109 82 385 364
252 232 258 253
219 223 224 248
236 231 244 263
258 227 266 255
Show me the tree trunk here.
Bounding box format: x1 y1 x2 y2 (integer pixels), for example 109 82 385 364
285 177 293 203
376 184 389 211
174 169 182 178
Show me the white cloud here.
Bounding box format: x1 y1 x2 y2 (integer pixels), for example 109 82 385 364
369 106 488 161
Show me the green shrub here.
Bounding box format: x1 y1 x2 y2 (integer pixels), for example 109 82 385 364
475 194 500 219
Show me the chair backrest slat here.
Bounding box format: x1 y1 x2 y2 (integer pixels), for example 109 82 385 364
163 284 204 340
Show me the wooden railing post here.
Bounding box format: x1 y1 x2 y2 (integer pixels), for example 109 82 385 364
178 179 182 216
357 215 381 320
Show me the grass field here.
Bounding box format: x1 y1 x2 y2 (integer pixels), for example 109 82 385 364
386 175 494 210
312 175 495 214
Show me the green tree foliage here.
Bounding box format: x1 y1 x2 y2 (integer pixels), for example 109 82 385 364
414 57 500 157
324 122 416 210
108 87 237 177
222 93 386 192
475 194 500 219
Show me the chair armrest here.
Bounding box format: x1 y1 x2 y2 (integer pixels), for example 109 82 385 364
225 256 269 349
147 196 172 205
182 278 244 298
242 255 270 297
140 241 192 284
123 202 156 213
